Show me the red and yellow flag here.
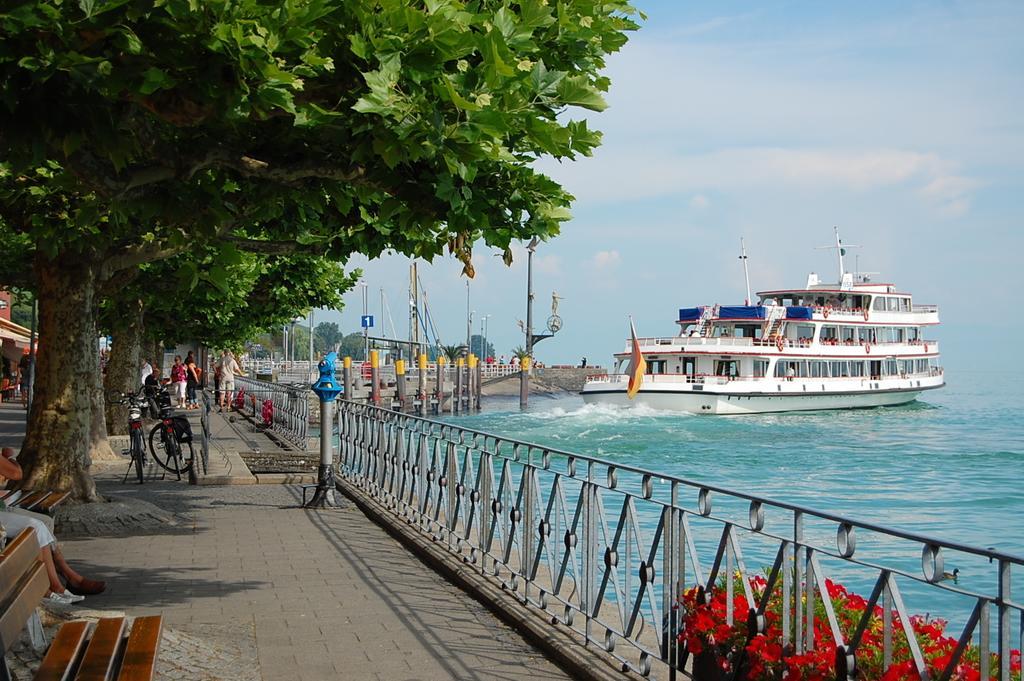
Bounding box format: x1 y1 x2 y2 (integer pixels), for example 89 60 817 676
626 318 646 399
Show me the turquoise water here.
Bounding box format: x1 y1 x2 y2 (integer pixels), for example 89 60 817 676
446 369 1024 627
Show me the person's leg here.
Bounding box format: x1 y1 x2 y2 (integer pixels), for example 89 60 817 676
40 546 66 592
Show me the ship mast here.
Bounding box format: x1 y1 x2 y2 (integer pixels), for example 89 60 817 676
738 237 752 305
816 226 860 284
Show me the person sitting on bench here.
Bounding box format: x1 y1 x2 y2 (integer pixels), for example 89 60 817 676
0 447 106 603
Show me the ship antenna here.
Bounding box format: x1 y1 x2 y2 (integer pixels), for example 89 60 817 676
816 226 860 283
738 237 752 305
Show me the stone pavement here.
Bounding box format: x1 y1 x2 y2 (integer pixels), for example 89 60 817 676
1 401 575 681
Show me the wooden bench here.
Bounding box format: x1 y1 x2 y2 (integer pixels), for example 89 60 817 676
0 490 70 516
0 528 162 681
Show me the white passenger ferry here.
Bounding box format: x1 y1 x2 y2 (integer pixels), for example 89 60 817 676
581 233 944 414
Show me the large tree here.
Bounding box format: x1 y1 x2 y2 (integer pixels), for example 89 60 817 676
0 0 640 497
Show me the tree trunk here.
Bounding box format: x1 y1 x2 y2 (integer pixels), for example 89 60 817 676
103 299 143 435
147 338 164 377
88 329 117 463
18 255 99 501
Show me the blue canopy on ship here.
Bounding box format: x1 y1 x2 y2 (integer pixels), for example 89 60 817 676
678 307 704 322
718 306 766 319
785 306 814 320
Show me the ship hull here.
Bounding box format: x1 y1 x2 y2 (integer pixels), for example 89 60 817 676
580 382 942 415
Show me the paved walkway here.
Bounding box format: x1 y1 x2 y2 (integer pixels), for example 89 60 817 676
1 401 573 680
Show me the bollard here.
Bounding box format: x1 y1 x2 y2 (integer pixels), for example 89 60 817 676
306 351 342 508
436 356 446 414
417 353 428 417
467 354 478 412
454 358 464 414
395 359 406 411
342 356 352 402
519 355 531 410
370 350 380 405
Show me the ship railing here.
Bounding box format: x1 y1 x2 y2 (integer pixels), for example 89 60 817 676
338 402 1024 681
588 371 942 386
912 304 939 313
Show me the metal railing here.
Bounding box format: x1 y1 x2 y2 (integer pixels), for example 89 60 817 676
199 389 211 474
234 376 309 450
337 401 1024 680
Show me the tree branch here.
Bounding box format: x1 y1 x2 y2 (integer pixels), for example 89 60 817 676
224 236 330 256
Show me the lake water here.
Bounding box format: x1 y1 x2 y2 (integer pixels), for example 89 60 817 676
445 369 1024 627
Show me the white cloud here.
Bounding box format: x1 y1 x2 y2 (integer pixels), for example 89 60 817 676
591 250 621 269
689 194 710 209
535 254 562 276
543 146 978 217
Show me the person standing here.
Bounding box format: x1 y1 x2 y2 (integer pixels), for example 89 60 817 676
18 349 31 407
217 350 245 412
139 357 153 387
170 355 187 408
185 355 201 409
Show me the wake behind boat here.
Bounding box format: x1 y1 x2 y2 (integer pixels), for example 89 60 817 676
581 230 944 414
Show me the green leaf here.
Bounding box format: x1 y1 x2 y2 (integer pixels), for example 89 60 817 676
139 67 174 95
556 75 608 112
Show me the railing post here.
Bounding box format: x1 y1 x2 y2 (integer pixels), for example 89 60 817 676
794 510 805 653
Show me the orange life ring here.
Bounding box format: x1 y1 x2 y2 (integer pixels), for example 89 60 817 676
776 338 785 352
822 306 831 319
924 343 930 352
865 343 872 354
862 308 869 321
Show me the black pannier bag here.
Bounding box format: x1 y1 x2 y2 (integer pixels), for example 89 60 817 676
172 416 193 443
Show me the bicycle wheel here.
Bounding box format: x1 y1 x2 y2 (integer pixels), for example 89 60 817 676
131 429 145 484
149 423 194 475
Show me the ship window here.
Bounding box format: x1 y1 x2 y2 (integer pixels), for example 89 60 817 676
715 360 739 378
850 362 865 377
753 360 769 377
821 326 838 342
872 297 885 311
682 357 696 375
796 325 815 341
646 359 667 374
887 297 899 312
884 359 898 376
830 361 850 378
908 327 919 341
841 327 856 344
900 298 911 311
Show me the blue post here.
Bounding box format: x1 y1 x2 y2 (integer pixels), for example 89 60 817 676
306 351 342 508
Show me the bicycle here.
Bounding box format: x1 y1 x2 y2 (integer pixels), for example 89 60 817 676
118 387 148 484
147 386 196 480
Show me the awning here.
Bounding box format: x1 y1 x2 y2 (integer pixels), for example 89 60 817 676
0 327 30 344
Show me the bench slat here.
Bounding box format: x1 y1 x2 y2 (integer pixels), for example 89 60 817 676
34 620 90 681
115 617 162 681
36 492 71 514
0 561 48 655
74 617 125 681
14 491 48 511
0 528 42 605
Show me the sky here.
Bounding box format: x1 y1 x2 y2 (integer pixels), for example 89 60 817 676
313 0 1023 371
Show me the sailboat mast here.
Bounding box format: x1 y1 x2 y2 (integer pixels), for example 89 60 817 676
739 237 752 305
409 262 419 349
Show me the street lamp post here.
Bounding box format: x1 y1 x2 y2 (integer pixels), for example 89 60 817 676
360 281 369 361
465 281 471 355
481 314 491 360
520 238 537 409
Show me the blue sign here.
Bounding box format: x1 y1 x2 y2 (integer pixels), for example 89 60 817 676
361 315 374 329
